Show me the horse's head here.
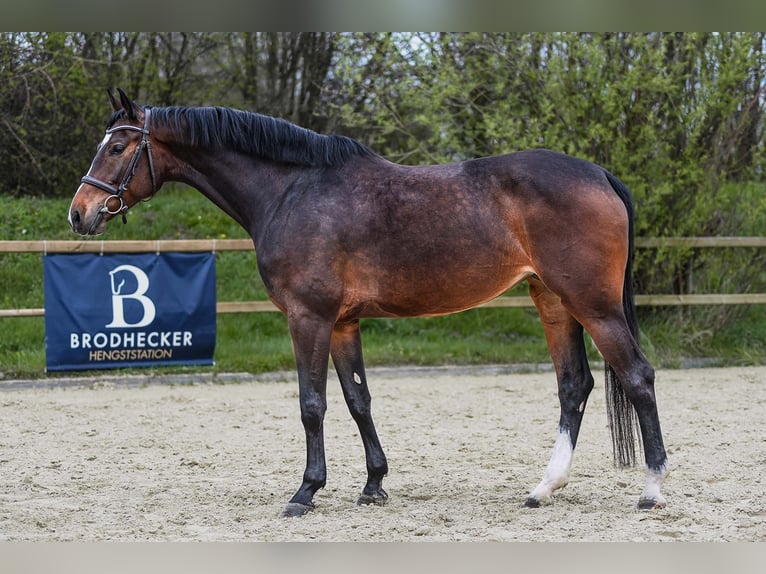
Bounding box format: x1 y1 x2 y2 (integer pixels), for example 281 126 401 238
68 88 158 235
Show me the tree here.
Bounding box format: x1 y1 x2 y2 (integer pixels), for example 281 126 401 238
215 32 337 131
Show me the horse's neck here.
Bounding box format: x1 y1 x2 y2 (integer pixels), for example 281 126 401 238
167 145 301 239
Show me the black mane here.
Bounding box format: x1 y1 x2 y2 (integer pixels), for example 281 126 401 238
153 106 376 167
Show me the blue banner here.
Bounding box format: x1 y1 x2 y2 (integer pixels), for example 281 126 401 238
44 252 216 371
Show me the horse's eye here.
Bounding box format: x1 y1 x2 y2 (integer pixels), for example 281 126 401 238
110 143 126 155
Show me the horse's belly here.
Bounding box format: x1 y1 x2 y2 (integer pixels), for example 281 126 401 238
353 265 534 319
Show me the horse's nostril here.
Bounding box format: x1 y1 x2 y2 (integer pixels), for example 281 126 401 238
70 209 81 228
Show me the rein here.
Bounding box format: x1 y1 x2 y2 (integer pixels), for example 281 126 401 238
80 107 157 224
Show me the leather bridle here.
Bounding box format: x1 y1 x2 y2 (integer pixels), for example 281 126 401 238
80 107 157 224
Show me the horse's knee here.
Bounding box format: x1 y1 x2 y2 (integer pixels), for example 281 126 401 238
300 398 326 431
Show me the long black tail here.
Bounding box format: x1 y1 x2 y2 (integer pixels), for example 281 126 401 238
604 170 642 468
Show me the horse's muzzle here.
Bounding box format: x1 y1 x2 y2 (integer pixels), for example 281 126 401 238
68 206 105 236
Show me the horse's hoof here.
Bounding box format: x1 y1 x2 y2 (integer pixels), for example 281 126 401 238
524 497 541 508
638 497 666 510
280 501 315 518
357 488 389 506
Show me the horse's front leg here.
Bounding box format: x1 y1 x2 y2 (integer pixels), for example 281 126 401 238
281 311 333 518
330 321 389 506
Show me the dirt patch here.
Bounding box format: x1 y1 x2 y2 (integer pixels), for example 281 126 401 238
0 366 763 541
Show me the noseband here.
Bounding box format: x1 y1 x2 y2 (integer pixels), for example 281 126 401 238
80 107 157 224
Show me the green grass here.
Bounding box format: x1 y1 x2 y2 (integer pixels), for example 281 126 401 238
639 305 766 368
1 185 765 380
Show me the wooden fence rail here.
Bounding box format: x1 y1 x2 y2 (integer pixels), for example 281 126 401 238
2 237 765 318
0 238 255 254
3 237 766 255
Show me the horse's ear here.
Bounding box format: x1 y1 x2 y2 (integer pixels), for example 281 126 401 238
117 87 138 121
107 88 120 112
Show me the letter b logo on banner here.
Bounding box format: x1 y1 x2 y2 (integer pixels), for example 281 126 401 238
44 252 216 371
106 264 156 328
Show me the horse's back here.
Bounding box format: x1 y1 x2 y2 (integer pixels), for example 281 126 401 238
462 149 629 237
463 149 614 197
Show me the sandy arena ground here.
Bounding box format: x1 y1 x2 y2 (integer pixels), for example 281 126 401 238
0 365 763 541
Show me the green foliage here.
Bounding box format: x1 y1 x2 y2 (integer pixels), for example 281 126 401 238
0 33 104 197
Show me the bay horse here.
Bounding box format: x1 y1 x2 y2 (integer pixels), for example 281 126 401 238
68 89 668 517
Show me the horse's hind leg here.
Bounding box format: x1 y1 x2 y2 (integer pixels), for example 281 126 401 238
578 314 668 509
525 279 595 507
330 321 389 506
